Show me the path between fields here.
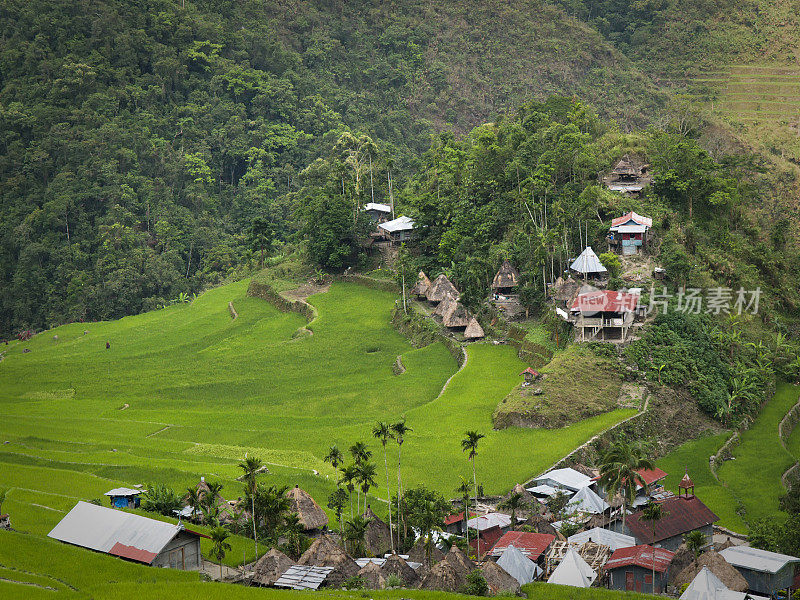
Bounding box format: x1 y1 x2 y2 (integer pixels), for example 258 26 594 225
435 347 469 399
0 577 57 591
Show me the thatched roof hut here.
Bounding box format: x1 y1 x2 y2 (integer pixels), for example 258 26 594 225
196 478 239 523
298 534 359 588
408 537 445 565
612 154 640 178
524 515 559 537
362 505 392 557
252 547 295 587
418 558 467 592
382 554 418 586
411 271 432 297
286 485 328 531
443 302 471 329
357 561 386 589
492 260 521 291
481 559 521 595
673 550 749 592
668 544 696 585
427 275 460 303
433 293 457 317
464 317 485 340
445 543 476 578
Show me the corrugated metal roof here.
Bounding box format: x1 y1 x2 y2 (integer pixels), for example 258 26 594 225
490 531 555 560
565 486 609 516
497 545 542 585
469 524 506 556
568 528 636 551
104 488 142 497
533 467 593 492
364 202 391 213
604 545 675 573
467 512 511 531
570 247 608 274
679 566 749 600
526 484 560 497
48 501 192 564
274 565 334 590
719 546 800 575
627 496 719 545
611 212 652 228
444 511 476 525
378 215 414 233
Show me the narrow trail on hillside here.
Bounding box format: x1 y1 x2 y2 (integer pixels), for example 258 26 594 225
146 425 171 438
228 301 238 320
435 346 469 399
779 393 800 488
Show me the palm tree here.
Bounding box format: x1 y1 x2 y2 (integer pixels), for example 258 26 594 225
461 431 485 552
256 484 291 542
456 477 472 548
391 419 412 544
324 445 344 476
209 526 232 580
282 513 306 559
344 515 369 556
185 486 202 521
597 438 653 531
201 482 224 525
339 464 358 519
373 421 396 553
239 456 263 558
684 530 707 560
640 501 667 593
357 461 378 516
416 497 445 566
499 492 523 531
349 442 372 513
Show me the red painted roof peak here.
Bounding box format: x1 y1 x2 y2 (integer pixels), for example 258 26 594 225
489 531 556 561
604 545 675 572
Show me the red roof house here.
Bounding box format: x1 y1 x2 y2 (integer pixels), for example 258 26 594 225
593 467 667 490
626 495 719 550
604 545 675 572
444 511 476 526
488 531 555 561
571 289 640 314
611 212 652 228
469 525 505 557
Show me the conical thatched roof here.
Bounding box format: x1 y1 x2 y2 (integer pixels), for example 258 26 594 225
433 293 457 317
408 537 445 565
286 485 328 531
668 544 696 585
673 550 749 592
298 534 359 587
358 561 386 590
382 554 418 586
612 155 639 177
427 274 460 303
464 317 485 340
444 543 476 578
195 478 238 523
252 547 295 587
507 483 535 504
525 515 558 537
418 558 467 592
443 302 471 329
481 559 522 595
362 505 392 557
717 538 735 552
411 271 432 297
492 260 521 290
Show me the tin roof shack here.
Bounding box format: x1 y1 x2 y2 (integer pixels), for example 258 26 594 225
48 501 204 570
604 544 675 594
719 546 800 598
492 260 521 296
529 467 593 494
603 155 651 196
443 511 476 535
377 215 414 246
105 487 142 509
364 202 392 223
620 493 719 552
570 289 640 343
608 212 653 256
570 247 608 280
489 531 555 563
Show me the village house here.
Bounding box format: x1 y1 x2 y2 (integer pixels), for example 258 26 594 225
527 467 593 497
604 155 651 196
469 524 506 558
104 487 142 509
492 260 520 297
444 511 476 535
570 247 608 280
570 288 640 343
377 215 414 245
520 367 540 385
604 544 675 593
410 271 432 298
719 546 800 598
593 467 668 508
568 527 636 552
48 501 205 570
489 531 555 564
608 211 653 255
496 545 543 586
363 202 392 223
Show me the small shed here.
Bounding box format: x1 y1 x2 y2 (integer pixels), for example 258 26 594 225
364 202 392 223
297 534 359 588
104 487 142 509
529 467 592 493
679 566 749 600
378 215 414 245
519 367 540 384
570 247 608 279
492 260 521 295
464 317 485 340
286 485 329 532
719 546 800 597
274 565 334 590
674 549 749 593
604 544 675 594
433 293 458 318
496 544 543 585
410 271 432 298
357 560 386 589
381 554 419 586
426 274 460 304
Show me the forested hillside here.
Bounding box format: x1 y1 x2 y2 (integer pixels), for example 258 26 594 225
0 0 665 334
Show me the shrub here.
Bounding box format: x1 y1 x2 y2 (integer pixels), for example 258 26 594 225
463 569 489 596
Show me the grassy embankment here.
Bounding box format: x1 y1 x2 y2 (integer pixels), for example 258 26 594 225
657 382 800 532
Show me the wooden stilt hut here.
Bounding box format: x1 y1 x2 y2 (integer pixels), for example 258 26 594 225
411 271 432 298
298 534 359 588
433 293 458 318
492 260 521 296
427 274 460 304
464 317 485 340
285 485 328 532
443 303 471 329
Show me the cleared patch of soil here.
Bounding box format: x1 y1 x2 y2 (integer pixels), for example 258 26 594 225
282 282 330 302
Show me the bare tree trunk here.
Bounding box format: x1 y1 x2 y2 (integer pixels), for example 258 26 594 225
384 446 394 553
369 153 374 203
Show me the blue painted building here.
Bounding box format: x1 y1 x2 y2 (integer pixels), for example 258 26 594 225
104 487 142 509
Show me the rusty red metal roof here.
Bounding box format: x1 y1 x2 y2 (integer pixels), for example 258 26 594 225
604 545 674 573
680 472 695 489
627 495 719 545
571 289 639 313
612 212 652 228
489 531 556 561
444 511 476 526
109 542 159 564
519 367 540 377
469 525 505 557
636 468 668 486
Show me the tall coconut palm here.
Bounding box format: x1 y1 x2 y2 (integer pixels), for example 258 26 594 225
640 501 667 593
391 419 412 544
239 456 263 558
373 421 396 553
461 430 485 554
209 526 232 580
597 438 654 531
456 476 472 548
357 461 377 513
339 464 358 519
349 441 372 513
201 481 224 525
324 445 344 475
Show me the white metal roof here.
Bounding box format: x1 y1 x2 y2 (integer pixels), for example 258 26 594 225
565 487 610 516
378 215 414 233
533 468 593 492
526 484 560 497
274 565 334 590
104 488 142 497
679 566 749 600
467 512 511 531
613 224 648 234
48 501 186 563
608 184 645 192
570 247 607 274
357 557 421 570
720 546 800 575
497 545 542 586
364 202 391 213
568 528 636 551
547 546 596 588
